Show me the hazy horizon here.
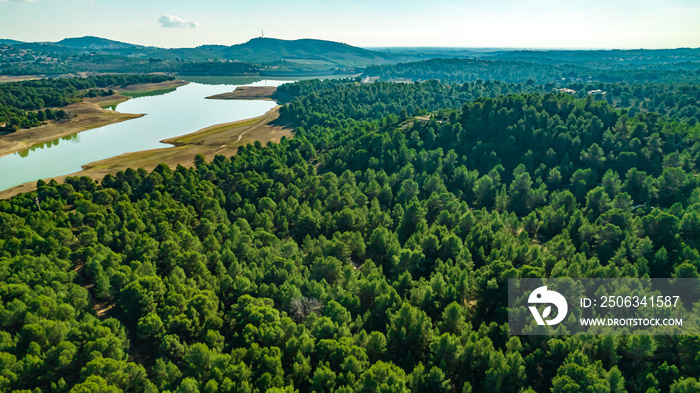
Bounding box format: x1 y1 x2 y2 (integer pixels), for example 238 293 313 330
2 35 698 52
1 0 699 50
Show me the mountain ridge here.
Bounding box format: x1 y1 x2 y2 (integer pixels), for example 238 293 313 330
6 35 394 64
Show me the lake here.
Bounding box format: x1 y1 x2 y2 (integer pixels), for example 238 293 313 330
0 80 285 192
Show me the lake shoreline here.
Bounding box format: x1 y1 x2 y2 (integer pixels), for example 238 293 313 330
0 80 190 159
116 80 188 95
0 105 293 199
0 96 142 160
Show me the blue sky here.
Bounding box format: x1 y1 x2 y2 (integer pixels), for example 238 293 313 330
1 0 699 49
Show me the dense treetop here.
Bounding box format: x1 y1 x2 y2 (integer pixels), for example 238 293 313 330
1 77 700 392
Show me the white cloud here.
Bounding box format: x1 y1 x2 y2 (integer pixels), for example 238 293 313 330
158 14 199 29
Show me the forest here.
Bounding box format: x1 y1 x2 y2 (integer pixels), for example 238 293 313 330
359 65 700 125
363 58 700 85
0 73 699 392
0 74 174 131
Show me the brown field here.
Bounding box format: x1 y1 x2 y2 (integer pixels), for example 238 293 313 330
0 75 42 83
0 106 292 199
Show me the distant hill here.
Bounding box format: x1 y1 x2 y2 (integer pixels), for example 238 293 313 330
0 39 25 46
221 37 396 66
491 48 700 68
56 36 142 50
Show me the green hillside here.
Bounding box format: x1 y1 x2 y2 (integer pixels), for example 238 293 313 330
1 77 700 392
221 37 395 66
56 36 143 50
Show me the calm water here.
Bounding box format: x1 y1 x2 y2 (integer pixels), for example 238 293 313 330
0 80 285 192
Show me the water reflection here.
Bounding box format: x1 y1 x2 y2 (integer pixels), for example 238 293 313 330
18 132 80 157
121 87 178 99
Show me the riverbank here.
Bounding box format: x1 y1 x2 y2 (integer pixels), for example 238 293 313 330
0 105 292 199
0 95 142 159
116 79 188 95
0 80 190 159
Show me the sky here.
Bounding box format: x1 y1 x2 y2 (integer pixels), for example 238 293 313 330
1 0 699 49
